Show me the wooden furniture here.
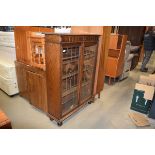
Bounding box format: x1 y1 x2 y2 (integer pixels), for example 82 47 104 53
117 26 145 46
105 34 127 84
45 34 100 126
15 28 101 126
29 33 46 70
15 61 48 112
139 44 144 62
117 26 146 69
0 110 12 129
96 27 112 97
14 27 53 112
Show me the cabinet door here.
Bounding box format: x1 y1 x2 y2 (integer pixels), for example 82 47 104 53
30 37 45 70
80 43 98 103
61 45 81 116
26 71 47 113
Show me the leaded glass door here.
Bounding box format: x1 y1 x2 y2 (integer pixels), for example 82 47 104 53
80 43 98 103
61 44 81 116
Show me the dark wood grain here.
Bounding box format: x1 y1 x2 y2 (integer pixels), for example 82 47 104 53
118 26 145 46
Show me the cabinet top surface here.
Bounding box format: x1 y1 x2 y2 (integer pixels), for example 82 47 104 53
43 33 100 36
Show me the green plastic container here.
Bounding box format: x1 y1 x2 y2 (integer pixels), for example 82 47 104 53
130 89 152 114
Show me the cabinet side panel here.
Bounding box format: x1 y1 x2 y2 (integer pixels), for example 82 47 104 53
45 42 61 119
96 27 112 94
116 35 128 77
15 61 29 100
14 29 30 64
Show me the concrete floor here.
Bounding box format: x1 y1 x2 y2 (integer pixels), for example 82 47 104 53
0 57 155 129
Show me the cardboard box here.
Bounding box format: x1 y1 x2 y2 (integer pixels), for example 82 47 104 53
139 75 155 87
128 112 150 127
130 83 155 114
149 74 155 79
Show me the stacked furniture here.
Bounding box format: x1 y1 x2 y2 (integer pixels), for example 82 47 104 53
105 34 127 84
15 26 101 126
0 31 19 96
15 27 99 125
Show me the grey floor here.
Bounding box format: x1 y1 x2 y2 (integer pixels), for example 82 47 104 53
0 56 155 129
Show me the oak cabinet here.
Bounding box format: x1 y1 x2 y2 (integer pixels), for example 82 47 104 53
45 34 99 125
15 61 48 113
14 26 52 113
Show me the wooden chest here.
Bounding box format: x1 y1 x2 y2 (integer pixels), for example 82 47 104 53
0 110 12 129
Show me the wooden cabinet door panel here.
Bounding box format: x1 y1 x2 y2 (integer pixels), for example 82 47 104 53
26 71 47 113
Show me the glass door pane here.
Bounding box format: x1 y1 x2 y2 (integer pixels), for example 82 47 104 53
30 37 45 70
80 44 97 102
61 46 80 116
